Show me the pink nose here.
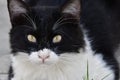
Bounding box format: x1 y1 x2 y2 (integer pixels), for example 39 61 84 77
38 55 50 63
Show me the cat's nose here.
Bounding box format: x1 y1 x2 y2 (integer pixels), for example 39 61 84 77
38 54 50 63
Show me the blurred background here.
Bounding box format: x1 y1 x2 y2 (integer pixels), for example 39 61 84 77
0 0 120 80
0 0 11 80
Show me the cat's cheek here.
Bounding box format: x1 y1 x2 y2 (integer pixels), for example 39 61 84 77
45 52 59 65
29 52 41 64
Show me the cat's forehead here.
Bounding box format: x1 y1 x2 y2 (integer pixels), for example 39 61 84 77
31 6 60 17
29 6 61 30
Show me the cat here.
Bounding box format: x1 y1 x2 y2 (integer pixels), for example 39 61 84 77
7 0 120 80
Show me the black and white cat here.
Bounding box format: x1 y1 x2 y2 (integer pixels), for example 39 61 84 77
7 0 120 80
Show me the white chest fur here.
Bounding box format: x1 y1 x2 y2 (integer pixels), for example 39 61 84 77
11 35 115 80
11 51 114 80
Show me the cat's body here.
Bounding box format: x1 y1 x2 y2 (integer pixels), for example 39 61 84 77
7 0 120 80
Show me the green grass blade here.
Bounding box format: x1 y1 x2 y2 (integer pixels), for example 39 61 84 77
87 61 89 80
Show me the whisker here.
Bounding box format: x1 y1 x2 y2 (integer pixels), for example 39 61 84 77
53 18 80 30
11 25 34 31
57 18 80 25
23 13 37 30
55 15 65 25
53 15 64 30
57 22 79 27
33 15 38 24
21 25 34 30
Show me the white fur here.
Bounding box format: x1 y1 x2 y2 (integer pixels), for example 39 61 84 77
11 33 115 80
29 49 59 65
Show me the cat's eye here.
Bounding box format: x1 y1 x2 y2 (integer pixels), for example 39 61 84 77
53 35 62 43
27 34 36 43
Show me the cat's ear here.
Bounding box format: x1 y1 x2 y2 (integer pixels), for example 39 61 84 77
62 0 80 17
7 0 29 25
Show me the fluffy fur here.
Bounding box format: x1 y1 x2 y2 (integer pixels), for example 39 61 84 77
7 0 120 80
11 36 114 80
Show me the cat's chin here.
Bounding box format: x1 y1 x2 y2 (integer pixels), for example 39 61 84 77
30 62 56 68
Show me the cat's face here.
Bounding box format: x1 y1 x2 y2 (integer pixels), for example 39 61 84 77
8 0 85 66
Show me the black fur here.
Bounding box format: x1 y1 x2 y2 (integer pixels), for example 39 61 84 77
81 0 120 79
7 0 120 80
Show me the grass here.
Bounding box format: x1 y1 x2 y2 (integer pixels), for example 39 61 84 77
83 61 111 80
83 61 90 80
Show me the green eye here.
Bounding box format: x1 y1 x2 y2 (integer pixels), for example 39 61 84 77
53 35 62 43
27 34 36 43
